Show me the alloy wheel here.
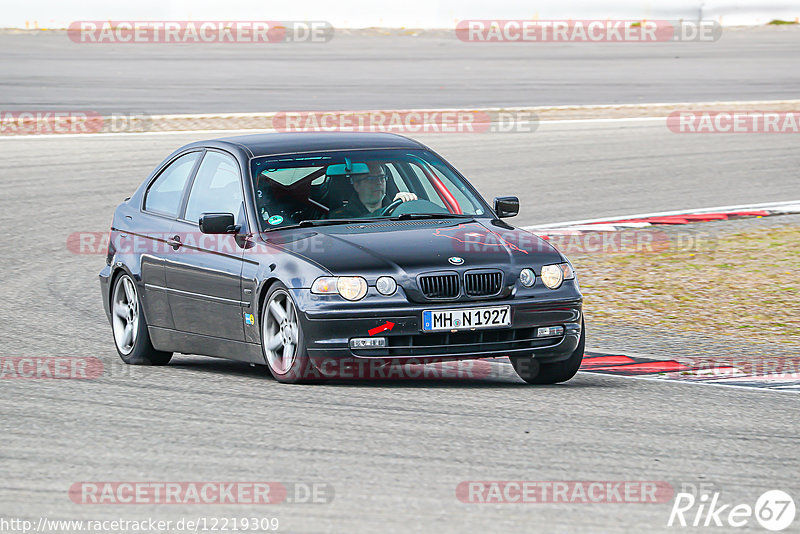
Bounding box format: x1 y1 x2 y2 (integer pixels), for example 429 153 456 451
112 275 139 355
263 289 300 374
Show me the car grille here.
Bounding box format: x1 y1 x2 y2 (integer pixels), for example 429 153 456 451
417 270 503 300
351 327 562 358
464 271 503 297
418 273 460 299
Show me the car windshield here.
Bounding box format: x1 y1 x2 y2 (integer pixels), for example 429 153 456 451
250 149 489 230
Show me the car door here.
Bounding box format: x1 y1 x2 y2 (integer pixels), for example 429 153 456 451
138 150 203 329
164 149 249 341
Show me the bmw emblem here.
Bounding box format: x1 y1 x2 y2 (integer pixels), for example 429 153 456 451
448 256 465 265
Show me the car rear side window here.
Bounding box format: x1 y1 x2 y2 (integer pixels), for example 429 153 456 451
144 152 201 217
184 151 243 225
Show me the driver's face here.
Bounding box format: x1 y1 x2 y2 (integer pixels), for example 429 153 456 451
352 168 387 206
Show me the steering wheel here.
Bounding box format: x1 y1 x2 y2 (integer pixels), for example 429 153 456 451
379 199 449 217
379 198 405 216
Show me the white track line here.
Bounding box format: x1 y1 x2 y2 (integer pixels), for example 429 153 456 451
538 116 665 125
523 200 800 230
495 354 800 393
578 371 800 394
140 100 800 118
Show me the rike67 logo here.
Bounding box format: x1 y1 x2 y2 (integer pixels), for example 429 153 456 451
668 488 795 531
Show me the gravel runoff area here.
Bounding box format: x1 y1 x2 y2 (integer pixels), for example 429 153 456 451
2 100 799 135
576 214 800 360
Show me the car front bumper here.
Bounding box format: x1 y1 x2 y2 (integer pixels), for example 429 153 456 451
291 290 583 364
99 265 112 322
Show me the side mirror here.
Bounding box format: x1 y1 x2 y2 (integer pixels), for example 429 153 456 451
493 196 519 218
199 213 239 234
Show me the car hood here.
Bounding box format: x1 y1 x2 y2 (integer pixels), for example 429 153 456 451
264 219 563 276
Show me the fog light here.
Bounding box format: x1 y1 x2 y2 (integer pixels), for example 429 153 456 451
536 326 564 337
349 337 387 349
519 268 535 287
375 276 397 296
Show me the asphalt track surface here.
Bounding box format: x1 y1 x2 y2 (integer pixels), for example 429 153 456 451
1 122 799 532
1 27 800 114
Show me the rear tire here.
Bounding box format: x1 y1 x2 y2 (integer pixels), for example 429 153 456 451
260 282 322 384
111 273 172 366
511 321 585 384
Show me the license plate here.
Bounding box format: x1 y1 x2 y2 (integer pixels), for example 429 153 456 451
422 305 511 332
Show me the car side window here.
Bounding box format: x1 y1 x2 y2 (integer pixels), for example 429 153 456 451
385 163 409 193
405 161 440 204
405 161 477 213
427 164 479 213
184 151 243 225
144 152 201 217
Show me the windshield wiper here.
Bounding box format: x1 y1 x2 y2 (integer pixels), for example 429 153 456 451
264 218 388 231
390 213 475 220
264 214 474 231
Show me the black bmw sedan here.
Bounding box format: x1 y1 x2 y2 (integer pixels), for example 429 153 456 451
100 133 584 384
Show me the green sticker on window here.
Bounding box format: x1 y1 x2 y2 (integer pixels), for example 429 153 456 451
268 215 283 225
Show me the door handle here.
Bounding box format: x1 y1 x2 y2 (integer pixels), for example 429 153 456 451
167 235 182 250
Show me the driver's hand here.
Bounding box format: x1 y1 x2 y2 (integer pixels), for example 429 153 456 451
393 192 418 203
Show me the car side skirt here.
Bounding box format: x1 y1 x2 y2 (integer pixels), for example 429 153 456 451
148 327 266 365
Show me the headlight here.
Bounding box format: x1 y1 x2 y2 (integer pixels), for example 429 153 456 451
375 276 397 296
336 277 368 301
540 264 564 289
311 276 368 301
519 268 535 287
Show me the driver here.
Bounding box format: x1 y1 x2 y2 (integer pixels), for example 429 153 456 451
330 163 417 218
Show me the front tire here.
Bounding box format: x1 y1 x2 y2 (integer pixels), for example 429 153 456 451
510 321 585 384
260 283 320 383
111 273 172 365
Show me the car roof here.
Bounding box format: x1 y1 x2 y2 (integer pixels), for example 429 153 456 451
210 132 425 158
